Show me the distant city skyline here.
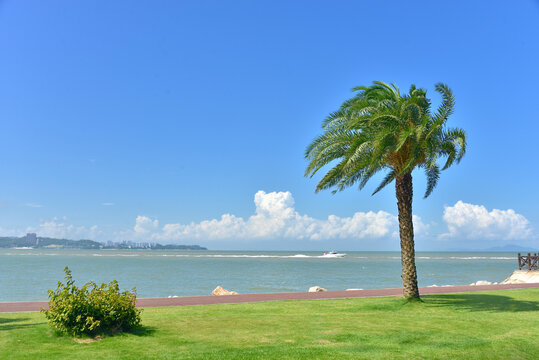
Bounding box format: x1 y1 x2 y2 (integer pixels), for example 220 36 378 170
1 1 538 250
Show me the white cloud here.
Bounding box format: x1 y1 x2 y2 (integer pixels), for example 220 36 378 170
134 190 399 243
102 202 115 206
134 216 159 234
441 201 532 240
26 218 101 240
412 215 430 235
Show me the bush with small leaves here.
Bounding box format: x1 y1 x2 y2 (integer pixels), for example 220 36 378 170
42 267 142 336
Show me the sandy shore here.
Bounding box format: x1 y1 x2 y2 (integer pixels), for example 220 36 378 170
1 282 538 313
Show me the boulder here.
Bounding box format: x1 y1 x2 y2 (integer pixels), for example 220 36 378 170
470 280 492 286
212 286 239 296
308 286 327 292
501 270 539 284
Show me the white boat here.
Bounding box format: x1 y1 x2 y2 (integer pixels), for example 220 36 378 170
322 251 346 258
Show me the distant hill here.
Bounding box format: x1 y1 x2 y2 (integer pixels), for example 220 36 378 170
484 244 538 252
0 235 207 250
0 236 102 249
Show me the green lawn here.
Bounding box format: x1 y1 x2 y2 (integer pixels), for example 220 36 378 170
1 289 538 359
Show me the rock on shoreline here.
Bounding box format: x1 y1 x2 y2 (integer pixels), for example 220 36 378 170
470 280 496 286
308 286 327 292
501 270 539 284
212 286 239 296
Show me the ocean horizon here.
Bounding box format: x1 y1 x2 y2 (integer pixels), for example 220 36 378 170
0 249 522 303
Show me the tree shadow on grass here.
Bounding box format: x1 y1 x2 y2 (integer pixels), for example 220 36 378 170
95 325 157 338
424 293 539 312
129 325 157 337
0 317 44 331
0 317 28 325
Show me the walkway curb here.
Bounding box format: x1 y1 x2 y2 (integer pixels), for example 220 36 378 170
1 283 538 313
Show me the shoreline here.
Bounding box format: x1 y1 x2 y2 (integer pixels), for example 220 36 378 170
2 282 537 313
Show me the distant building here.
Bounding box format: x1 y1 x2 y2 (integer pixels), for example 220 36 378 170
26 233 38 245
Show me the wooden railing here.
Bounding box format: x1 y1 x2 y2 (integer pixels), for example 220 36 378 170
518 253 538 270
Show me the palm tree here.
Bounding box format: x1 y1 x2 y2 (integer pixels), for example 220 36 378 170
305 81 466 299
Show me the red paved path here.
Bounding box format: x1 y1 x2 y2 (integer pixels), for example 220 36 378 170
1 283 537 313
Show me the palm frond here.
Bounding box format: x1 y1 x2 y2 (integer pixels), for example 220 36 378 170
372 168 396 195
424 164 440 198
427 83 455 138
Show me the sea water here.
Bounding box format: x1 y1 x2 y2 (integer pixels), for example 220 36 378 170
0 249 519 302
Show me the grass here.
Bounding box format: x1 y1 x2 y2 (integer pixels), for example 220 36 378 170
1 289 538 359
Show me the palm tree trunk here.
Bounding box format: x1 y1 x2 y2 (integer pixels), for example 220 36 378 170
395 172 420 299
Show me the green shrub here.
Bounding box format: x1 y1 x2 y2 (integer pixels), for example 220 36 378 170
42 266 142 336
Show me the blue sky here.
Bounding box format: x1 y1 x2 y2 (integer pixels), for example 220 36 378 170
1 0 538 250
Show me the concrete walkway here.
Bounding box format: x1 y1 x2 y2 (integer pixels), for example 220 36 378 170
1 282 537 313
